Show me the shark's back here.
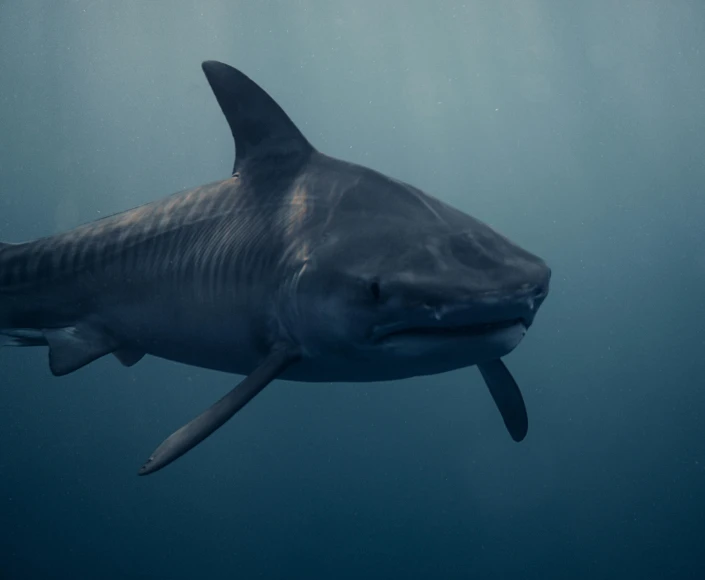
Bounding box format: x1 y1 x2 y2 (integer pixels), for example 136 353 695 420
1 178 237 294
0 175 291 309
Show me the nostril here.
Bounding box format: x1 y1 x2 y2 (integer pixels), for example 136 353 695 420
520 282 547 299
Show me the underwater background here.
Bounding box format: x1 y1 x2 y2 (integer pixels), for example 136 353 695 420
1 1 704 578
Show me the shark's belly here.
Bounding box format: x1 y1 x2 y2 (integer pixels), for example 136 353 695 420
281 323 527 383
100 296 269 376
280 351 481 383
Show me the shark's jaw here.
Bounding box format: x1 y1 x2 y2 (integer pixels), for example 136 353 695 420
375 317 526 342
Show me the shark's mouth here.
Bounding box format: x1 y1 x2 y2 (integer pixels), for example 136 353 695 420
378 318 524 341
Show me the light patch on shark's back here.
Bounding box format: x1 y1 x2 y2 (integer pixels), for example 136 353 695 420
281 179 315 263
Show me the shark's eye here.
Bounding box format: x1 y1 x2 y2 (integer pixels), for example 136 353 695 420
369 279 382 302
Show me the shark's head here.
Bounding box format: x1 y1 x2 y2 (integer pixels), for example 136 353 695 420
284 164 551 380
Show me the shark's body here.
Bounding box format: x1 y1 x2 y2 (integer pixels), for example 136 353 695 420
0 61 551 474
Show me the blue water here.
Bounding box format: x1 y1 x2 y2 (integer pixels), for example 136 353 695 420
1 1 704 578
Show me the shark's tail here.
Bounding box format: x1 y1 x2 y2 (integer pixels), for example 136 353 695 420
0 241 48 348
0 241 144 376
0 329 47 348
0 242 12 339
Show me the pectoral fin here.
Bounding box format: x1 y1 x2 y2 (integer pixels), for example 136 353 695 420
138 346 300 476
477 359 528 442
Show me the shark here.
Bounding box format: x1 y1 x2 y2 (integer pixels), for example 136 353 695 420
0 61 551 475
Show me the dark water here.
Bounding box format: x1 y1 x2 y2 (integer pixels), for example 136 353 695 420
1 1 704 578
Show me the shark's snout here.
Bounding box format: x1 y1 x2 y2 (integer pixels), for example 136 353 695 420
511 263 551 324
503 265 551 333
387 253 551 329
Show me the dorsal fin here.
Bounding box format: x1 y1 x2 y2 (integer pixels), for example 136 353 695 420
201 61 314 175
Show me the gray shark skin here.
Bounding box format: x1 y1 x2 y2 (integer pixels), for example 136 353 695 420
0 61 551 475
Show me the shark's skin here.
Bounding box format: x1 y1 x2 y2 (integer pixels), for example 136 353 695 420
0 61 551 475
